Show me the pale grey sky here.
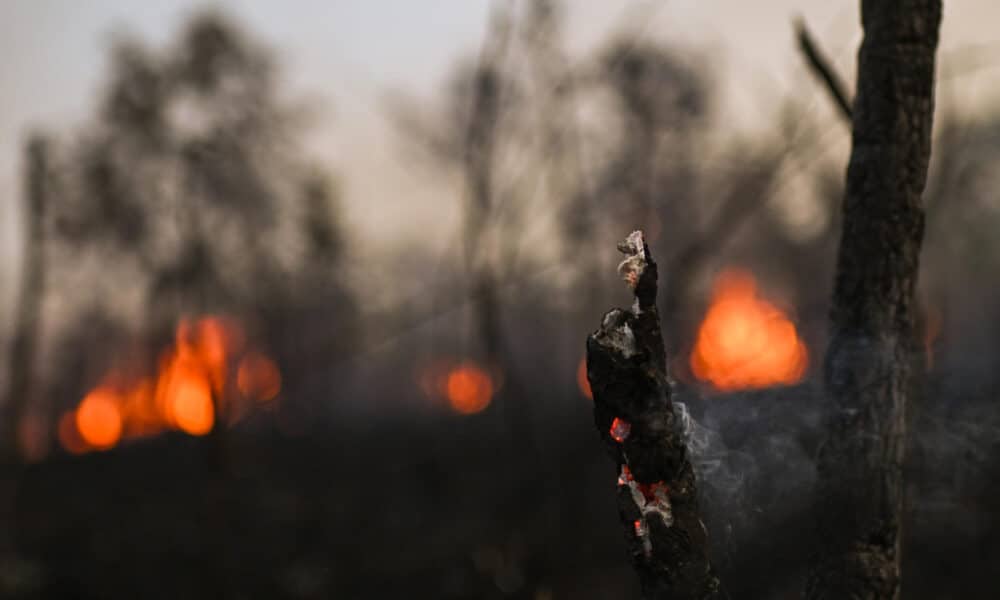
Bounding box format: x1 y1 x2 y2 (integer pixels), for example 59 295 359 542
2 1 1000 320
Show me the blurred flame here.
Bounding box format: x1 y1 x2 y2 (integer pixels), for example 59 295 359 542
61 315 281 453
76 387 123 449
445 362 494 415
416 358 498 415
58 412 89 455
157 354 214 436
237 352 282 402
576 357 592 400
119 378 159 437
690 269 808 391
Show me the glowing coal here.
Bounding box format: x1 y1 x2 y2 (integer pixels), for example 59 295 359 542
610 417 632 443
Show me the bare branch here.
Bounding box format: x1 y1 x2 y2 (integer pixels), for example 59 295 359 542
794 17 853 124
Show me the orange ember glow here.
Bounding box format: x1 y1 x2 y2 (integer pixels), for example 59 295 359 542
58 412 89 454
446 363 494 415
75 388 123 449
237 352 282 402
577 357 592 400
160 360 214 436
64 315 282 453
610 417 631 443
690 270 808 391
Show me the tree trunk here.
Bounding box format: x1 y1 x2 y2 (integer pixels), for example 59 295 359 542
3 135 49 461
587 231 719 600
807 3 942 599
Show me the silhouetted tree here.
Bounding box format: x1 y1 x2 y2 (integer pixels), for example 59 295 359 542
40 12 355 432
2 136 51 461
808 2 942 598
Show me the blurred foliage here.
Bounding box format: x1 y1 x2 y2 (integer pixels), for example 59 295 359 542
37 12 356 417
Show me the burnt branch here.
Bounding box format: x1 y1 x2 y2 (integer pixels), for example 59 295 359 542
795 17 853 124
586 231 719 600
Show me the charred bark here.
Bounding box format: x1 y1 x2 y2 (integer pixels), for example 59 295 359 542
807 3 942 599
586 231 719 600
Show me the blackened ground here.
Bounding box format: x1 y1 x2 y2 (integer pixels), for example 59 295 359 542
3 382 999 599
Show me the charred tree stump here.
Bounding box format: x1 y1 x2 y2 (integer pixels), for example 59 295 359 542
807 2 942 599
586 231 719 600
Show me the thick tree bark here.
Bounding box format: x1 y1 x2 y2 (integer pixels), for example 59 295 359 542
807 3 942 599
587 231 719 600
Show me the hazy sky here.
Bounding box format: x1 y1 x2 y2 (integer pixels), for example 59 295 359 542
2 1 1000 317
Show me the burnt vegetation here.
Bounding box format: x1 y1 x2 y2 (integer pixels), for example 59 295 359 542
0 2 999 599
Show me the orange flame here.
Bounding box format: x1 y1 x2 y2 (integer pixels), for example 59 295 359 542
61 315 281 453
76 387 124 449
416 358 497 415
157 354 215 436
690 269 808 391
445 362 494 415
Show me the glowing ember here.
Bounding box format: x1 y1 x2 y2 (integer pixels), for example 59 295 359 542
610 417 631 443
637 481 670 503
576 357 592 400
76 388 124 449
633 518 652 555
618 464 633 485
620 464 672 522
690 269 808 391
446 362 494 415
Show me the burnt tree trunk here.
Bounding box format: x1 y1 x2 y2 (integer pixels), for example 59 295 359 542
0 135 49 578
807 3 941 599
586 231 719 600
3 135 49 461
